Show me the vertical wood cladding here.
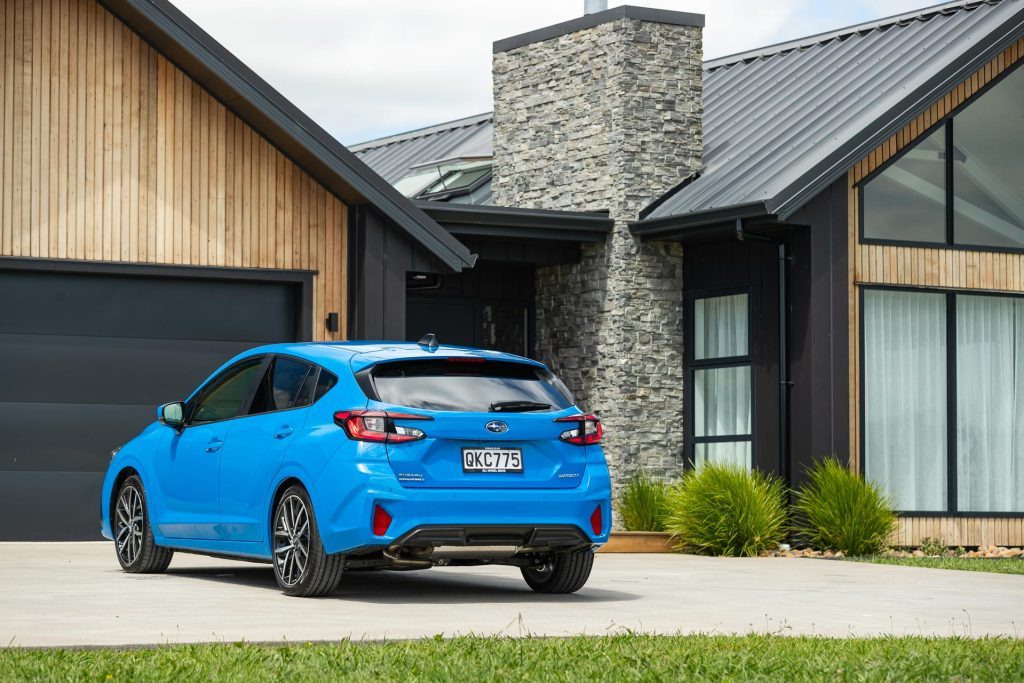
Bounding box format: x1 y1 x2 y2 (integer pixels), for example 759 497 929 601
848 38 1024 546
0 0 346 339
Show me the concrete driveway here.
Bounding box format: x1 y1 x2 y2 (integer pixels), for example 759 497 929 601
1 542 1021 647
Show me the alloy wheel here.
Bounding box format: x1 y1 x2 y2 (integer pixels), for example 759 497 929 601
274 494 310 588
115 485 144 566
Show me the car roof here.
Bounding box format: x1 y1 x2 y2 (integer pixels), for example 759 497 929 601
239 341 545 374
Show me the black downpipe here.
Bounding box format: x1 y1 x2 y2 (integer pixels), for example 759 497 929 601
735 220 790 482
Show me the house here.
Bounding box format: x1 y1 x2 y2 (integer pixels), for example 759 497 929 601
3 0 1023 547
353 0 1024 547
0 0 482 539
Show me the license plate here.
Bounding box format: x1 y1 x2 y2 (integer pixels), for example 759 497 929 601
462 447 523 473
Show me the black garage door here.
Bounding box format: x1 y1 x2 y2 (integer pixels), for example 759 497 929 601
0 266 303 540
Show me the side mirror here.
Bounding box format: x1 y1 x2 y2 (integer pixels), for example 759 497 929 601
157 402 185 430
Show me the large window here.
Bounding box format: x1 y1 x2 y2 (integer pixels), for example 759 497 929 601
861 64 1024 250
690 293 752 470
863 288 1024 513
862 290 947 510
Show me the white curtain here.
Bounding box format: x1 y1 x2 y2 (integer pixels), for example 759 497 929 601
695 367 751 439
695 442 751 470
956 296 1024 512
695 294 748 359
863 290 948 510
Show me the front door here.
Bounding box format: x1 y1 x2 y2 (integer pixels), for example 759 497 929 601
154 356 267 539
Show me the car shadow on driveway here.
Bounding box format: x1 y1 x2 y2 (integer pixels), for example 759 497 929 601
165 566 639 604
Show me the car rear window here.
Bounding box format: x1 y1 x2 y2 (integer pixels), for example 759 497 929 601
365 359 574 413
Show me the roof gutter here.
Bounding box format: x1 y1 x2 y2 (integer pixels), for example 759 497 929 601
417 202 613 243
629 201 775 241
99 0 477 272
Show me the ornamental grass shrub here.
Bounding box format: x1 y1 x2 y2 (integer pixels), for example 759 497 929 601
662 462 788 557
616 470 669 532
792 457 896 556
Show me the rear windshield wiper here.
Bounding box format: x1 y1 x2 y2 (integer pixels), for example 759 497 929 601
489 401 551 413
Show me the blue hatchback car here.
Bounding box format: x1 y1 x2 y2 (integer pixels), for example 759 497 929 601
100 338 611 597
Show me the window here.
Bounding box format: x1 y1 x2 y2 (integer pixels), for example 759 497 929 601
690 293 752 470
862 128 947 244
862 290 948 510
862 288 1024 513
861 64 1024 249
315 370 338 402
364 359 574 413
248 357 316 415
955 296 1024 512
189 359 265 425
419 167 491 197
953 67 1024 248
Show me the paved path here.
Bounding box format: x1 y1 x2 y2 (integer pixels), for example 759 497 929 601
1 542 1021 647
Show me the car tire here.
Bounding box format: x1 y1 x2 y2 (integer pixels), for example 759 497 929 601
521 548 594 594
113 475 173 573
272 485 344 597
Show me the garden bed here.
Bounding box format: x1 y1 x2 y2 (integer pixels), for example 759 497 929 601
599 531 675 553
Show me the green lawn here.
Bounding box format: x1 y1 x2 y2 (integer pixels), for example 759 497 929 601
849 556 1024 575
2 635 1023 682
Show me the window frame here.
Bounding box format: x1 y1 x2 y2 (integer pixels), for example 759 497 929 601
685 287 756 469
859 284 1024 517
857 60 1024 254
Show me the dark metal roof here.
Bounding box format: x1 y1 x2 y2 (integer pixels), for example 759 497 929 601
353 1 1024 236
98 0 476 271
350 113 494 187
642 0 1024 227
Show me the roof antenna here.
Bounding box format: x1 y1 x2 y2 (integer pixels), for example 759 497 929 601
418 333 440 351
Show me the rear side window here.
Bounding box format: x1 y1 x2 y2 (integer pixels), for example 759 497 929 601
248 357 335 415
365 359 574 412
315 370 338 401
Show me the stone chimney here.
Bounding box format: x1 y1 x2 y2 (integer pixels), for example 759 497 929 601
491 6 704 481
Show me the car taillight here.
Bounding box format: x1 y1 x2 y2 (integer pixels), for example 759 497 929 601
372 504 392 536
590 505 603 535
554 414 603 445
333 410 432 444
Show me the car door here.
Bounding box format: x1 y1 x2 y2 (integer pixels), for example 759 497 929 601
218 356 319 542
154 356 267 540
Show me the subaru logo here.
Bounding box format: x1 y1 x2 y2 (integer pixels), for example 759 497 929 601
485 420 509 433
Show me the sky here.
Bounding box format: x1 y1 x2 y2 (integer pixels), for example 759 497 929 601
173 0 939 145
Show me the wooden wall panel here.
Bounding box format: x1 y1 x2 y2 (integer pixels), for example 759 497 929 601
848 38 1024 547
889 517 1024 548
0 0 347 339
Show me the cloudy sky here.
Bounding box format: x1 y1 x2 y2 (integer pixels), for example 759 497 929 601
174 0 935 145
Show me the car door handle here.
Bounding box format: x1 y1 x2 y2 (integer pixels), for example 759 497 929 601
205 439 224 453
274 427 294 440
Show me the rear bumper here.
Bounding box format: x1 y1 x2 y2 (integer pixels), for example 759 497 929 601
391 524 592 549
311 456 612 555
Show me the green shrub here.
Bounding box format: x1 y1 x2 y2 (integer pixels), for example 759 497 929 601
792 457 896 556
662 463 788 557
616 470 668 532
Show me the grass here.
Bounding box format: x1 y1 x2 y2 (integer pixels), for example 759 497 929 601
2 635 1023 682
849 555 1024 575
